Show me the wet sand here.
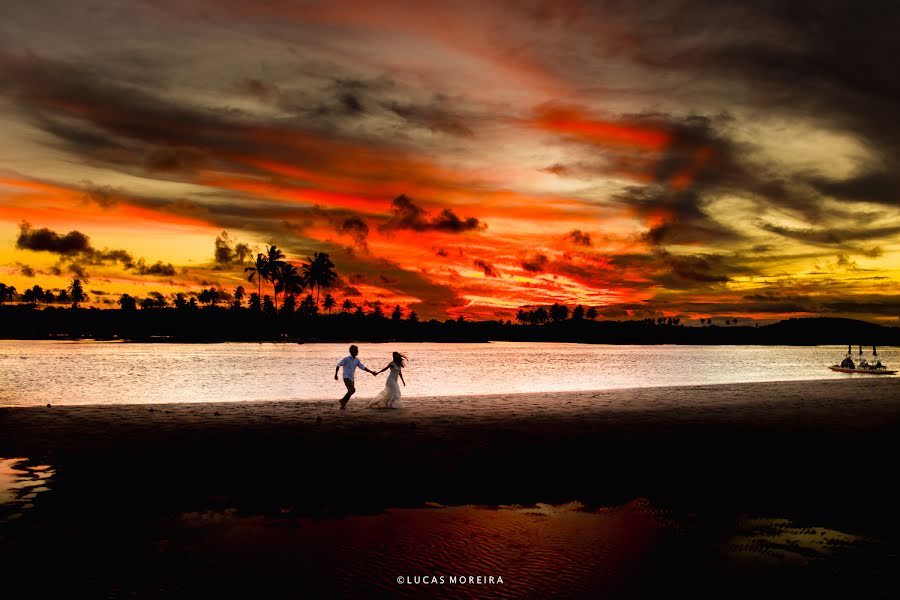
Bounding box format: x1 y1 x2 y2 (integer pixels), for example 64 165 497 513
2 378 899 598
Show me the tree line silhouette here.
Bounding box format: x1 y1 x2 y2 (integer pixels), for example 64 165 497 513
2 247 899 344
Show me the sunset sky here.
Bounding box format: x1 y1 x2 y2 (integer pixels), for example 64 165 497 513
2 0 899 322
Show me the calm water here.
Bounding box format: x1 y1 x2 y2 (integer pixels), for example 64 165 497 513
0 341 892 407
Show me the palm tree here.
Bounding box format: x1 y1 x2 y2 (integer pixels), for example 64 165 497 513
407 311 419 322
585 306 598 320
248 293 261 312
233 285 245 308
0 284 16 303
298 294 317 317
198 288 219 306
549 303 569 322
322 293 336 314
341 298 355 313
118 294 137 311
301 252 337 307
245 253 268 305
281 293 297 314
391 304 404 320
68 279 86 308
264 245 286 306
273 262 304 308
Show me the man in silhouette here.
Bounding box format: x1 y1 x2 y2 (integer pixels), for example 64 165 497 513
335 345 377 409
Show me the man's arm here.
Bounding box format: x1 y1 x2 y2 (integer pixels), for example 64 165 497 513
359 361 377 376
335 358 345 380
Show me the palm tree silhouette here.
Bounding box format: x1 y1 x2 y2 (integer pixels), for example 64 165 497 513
248 293 261 311
118 293 137 311
233 285 245 308
245 253 268 306
273 262 304 308
301 252 337 307
68 279 86 308
264 245 286 306
341 298 355 313
322 293 336 314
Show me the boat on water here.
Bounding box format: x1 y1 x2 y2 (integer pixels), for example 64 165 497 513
830 345 897 375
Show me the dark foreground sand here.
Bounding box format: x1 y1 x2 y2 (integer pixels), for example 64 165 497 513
2 378 899 598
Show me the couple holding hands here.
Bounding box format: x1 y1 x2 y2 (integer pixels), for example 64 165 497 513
335 345 407 409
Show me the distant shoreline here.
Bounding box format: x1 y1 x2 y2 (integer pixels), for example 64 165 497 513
1 313 898 345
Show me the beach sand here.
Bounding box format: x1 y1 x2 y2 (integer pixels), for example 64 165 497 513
2 378 899 598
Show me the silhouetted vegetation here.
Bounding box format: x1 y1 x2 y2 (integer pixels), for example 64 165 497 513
2 260 900 344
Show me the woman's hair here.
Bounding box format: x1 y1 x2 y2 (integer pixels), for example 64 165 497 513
392 352 408 367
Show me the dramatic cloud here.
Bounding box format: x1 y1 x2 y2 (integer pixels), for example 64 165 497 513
2 1 900 321
17 222 91 255
381 195 485 233
132 259 177 277
214 231 252 265
473 258 500 278
337 217 369 249
520 254 549 273
565 230 592 247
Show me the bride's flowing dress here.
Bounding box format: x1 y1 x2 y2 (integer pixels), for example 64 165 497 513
367 362 403 409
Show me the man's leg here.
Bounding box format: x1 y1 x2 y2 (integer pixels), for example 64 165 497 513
340 378 355 408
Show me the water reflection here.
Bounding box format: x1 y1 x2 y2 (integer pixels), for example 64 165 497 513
0 458 54 521
173 500 671 598
725 517 873 566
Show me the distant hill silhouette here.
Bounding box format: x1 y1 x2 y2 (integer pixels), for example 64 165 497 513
0 306 898 345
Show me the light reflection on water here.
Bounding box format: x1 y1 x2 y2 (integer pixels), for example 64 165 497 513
0 458 54 521
2 341 893 407
167 501 883 598
176 500 669 598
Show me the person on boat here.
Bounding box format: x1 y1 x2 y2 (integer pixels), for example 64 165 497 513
841 356 855 369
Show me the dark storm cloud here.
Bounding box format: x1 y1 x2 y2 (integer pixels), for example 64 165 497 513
18 263 36 277
380 195 485 233
564 229 592 246
617 186 740 247
0 54 381 179
132 260 177 276
520 253 549 273
13 221 187 278
17 222 91 255
214 231 253 265
619 1 900 208
473 258 499 278
337 217 369 249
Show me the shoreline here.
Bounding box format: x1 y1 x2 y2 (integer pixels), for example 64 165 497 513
3 377 899 598
0 375 893 410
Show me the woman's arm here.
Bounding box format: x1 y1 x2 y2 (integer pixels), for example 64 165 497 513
376 363 390 375
399 370 406 386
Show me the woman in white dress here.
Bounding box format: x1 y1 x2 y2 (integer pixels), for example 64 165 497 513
367 352 407 409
